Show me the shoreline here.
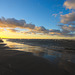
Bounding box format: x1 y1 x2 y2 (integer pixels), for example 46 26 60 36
5 39 75 51
0 39 75 75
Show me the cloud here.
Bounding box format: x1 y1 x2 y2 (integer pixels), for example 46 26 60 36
52 12 63 18
0 17 49 34
49 30 75 37
58 0 75 37
6 28 19 33
60 12 75 25
34 26 49 33
61 33 75 37
64 0 75 9
0 28 4 32
0 17 75 37
49 29 61 35
52 14 57 17
49 29 61 33
58 25 75 36
26 26 49 35
53 0 75 37
0 17 35 29
59 12 63 14
0 17 50 35
59 25 75 32
34 26 46 31
49 25 75 37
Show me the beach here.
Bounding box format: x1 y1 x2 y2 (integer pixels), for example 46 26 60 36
0 0 75 74
0 39 75 75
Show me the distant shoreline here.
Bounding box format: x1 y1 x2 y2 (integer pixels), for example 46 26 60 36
0 39 75 75
1 38 75 40
4 39 75 51
0 39 70 75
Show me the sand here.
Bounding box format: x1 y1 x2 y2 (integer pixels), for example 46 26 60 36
0 39 74 75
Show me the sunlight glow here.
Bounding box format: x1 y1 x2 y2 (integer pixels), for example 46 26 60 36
0 30 75 39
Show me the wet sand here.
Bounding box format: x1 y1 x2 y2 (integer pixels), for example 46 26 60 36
0 40 74 75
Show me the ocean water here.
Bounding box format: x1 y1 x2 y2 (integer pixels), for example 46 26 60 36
2 39 75 73
3 39 75 64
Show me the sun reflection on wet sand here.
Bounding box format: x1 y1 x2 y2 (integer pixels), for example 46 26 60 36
3 39 75 73
2 39 75 74
3 39 75 63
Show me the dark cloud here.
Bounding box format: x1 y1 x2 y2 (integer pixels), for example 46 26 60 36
6 28 19 33
49 29 61 33
60 33 75 37
34 26 46 31
49 29 61 35
0 17 75 37
57 0 75 37
0 17 35 29
57 25 75 36
0 17 49 34
34 26 49 34
49 25 75 37
59 25 75 32
60 12 75 25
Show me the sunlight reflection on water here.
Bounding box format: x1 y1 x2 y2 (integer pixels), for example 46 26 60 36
3 39 75 64
2 39 75 74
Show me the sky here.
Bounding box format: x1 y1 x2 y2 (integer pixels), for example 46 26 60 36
0 0 75 39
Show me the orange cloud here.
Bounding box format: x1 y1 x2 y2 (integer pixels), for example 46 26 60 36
64 0 75 9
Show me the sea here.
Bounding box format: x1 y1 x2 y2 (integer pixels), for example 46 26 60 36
3 39 75 65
